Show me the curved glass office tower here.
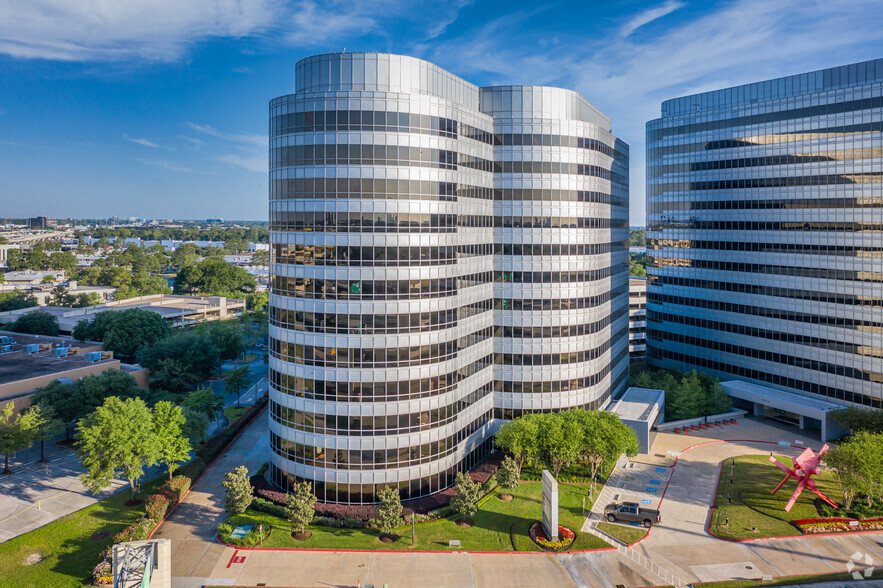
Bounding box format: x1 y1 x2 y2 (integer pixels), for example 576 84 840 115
646 58 883 410
482 86 630 418
269 53 629 504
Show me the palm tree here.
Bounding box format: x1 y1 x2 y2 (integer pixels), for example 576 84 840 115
224 366 252 408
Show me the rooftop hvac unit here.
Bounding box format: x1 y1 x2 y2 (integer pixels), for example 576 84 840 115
84 351 103 363
25 344 40 354
51 347 69 358
0 336 13 345
0 345 12 353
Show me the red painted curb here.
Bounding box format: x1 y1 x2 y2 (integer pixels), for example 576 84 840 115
146 402 268 540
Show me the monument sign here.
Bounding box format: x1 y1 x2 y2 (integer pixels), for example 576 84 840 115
541 469 559 541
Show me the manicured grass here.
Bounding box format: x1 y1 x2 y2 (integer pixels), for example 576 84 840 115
232 354 258 364
224 405 250 423
596 521 648 545
708 454 841 540
693 568 883 587
225 482 609 552
0 477 165 588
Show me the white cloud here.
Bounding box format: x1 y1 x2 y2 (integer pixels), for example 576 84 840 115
136 158 191 172
185 122 265 147
217 153 267 173
123 133 159 148
185 122 266 173
619 0 684 38
0 0 279 61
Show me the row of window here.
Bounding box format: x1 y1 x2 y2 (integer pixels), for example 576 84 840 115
270 110 494 144
649 310 883 358
270 355 492 402
649 329 883 384
270 145 494 173
270 384 492 436
495 267 616 283
650 173 883 196
270 410 493 471
647 347 881 409
498 161 621 183
648 95 882 141
649 221 883 233
648 293 882 332
493 314 613 339
496 133 615 156
272 244 493 266
271 271 491 300
650 274 883 309
648 195 883 213
269 300 491 335
495 216 625 229
495 344 627 393
647 121 882 158
270 327 493 368
493 188 627 207
269 211 491 232
648 148 882 177
649 239 883 258
496 242 624 257
267 437 495 504
649 257 883 282
493 330 620 366
270 178 492 201
493 288 627 311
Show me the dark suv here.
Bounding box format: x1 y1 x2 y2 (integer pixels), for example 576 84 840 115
604 502 661 528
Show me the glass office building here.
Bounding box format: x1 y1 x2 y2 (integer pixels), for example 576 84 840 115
268 53 629 504
646 58 883 410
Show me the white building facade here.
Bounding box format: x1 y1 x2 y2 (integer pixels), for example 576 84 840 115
268 53 628 504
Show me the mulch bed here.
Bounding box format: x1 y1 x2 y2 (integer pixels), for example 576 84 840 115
379 534 398 543
456 518 475 528
252 451 504 519
291 530 312 541
89 532 108 541
498 493 514 502
124 499 144 507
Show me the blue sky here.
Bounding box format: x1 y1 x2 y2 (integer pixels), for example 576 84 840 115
1 0 881 223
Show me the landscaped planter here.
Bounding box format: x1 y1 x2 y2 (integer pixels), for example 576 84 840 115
528 522 576 551
792 517 883 534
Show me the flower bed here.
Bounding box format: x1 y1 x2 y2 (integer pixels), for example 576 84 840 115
92 560 112 585
528 522 576 551
792 517 883 534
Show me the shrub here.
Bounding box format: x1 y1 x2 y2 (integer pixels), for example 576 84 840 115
145 494 171 521
450 472 481 519
113 517 155 543
219 518 269 546
223 466 253 516
251 497 287 518
160 475 191 504
370 486 404 535
285 481 317 533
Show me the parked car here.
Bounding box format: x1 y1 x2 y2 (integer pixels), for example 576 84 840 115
604 501 661 528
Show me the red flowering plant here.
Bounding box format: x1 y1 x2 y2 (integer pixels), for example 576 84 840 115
529 522 576 551
792 518 883 534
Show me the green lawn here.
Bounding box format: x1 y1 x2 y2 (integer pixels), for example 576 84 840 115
596 521 648 545
0 477 164 588
227 482 609 552
224 405 250 423
709 454 842 540
693 568 883 587
232 355 258 364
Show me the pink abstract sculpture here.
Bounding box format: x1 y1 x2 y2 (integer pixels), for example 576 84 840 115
769 445 838 512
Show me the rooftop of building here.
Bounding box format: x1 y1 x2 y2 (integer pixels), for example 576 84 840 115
659 57 883 117
0 332 113 387
721 380 847 413
609 386 665 422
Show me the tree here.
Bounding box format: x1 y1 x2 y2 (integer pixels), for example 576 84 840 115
31 369 144 438
539 412 584 478
8 311 59 335
48 251 77 273
181 406 210 443
574 410 639 482
370 486 403 537
285 481 316 534
449 472 481 520
100 309 171 359
251 249 269 265
77 397 160 501
497 456 519 493
0 290 38 312
149 357 200 393
152 401 191 480
826 432 883 509
495 415 540 475
139 331 221 384
832 407 883 435
28 403 65 463
0 402 38 474
182 387 225 423
204 321 245 361
48 284 75 306
224 366 252 408
222 466 253 516
170 243 200 269
174 257 256 296
246 291 269 312
633 367 728 421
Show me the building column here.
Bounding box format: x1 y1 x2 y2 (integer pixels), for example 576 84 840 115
753 403 763 417
798 415 805 430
